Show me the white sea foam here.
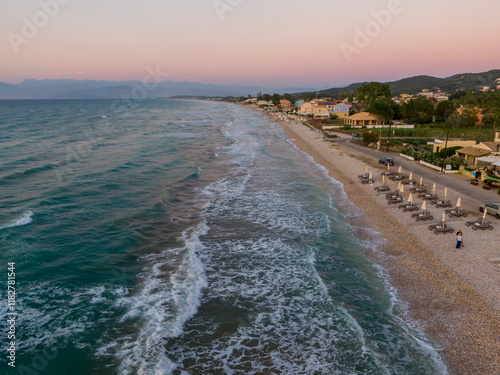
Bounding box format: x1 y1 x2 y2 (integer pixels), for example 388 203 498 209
109 221 209 375
0 210 34 230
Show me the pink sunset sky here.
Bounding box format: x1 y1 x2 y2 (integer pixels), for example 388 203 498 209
1 0 499 89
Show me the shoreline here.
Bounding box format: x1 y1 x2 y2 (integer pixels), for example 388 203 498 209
257 110 500 374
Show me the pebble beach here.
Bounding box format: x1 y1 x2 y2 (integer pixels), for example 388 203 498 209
270 114 500 375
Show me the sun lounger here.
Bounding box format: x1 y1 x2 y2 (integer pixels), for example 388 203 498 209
385 191 400 198
374 185 391 192
360 178 374 184
410 187 427 193
432 200 452 208
402 204 419 212
415 211 433 222
401 179 416 185
389 175 403 181
434 227 454 235
387 197 403 204
428 222 448 230
472 221 493 231
358 173 369 179
448 209 468 218
465 218 483 226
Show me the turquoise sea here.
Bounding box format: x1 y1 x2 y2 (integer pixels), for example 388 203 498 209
0 99 448 374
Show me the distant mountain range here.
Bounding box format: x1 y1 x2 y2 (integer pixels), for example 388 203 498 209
0 69 498 100
311 69 500 97
0 79 317 100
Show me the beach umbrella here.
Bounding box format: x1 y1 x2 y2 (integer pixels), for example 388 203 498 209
387 163 390 171
456 197 461 208
365 166 368 173
382 175 385 184
408 193 413 204
409 172 413 181
399 184 405 193
482 209 487 224
421 201 427 211
432 183 436 194
444 187 447 201
398 166 402 174
442 211 446 224
397 181 402 190
419 177 423 186
369 172 373 180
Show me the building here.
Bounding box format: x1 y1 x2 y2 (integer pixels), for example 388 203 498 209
344 112 383 126
312 105 330 119
455 141 500 165
427 139 476 154
330 103 350 118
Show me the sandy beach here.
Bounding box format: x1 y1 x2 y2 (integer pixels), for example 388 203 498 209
263 112 500 374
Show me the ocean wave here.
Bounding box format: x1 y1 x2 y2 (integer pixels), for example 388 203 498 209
101 220 209 375
0 210 33 230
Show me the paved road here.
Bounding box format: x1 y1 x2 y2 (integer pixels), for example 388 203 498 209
329 137 499 205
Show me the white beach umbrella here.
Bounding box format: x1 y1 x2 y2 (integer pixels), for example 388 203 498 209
456 197 461 208
444 187 447 201
397 181 402 190
419 177 423 186
421 201 427 211
398 166 402 174
399 184 405 193
482 209 487 224
432 183 436 194
365 166 368 173
408 193 413 204
409 172 413 181
369 172 373 181
382 175 385 184
387 163 390 171
442 211 446 223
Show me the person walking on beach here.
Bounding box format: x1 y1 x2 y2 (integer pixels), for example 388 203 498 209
456 230 463 249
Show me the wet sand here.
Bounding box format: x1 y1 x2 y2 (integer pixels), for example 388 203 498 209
268 114 500 375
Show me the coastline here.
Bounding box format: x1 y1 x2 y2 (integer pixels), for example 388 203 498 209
259 110 500 374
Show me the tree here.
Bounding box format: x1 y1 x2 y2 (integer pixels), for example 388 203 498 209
262 93 271 101
435 100 455 122
368 99 394 124
271 93 281 107
361 130 379 146
282 93 295 105
446 110 478 128
401 96 435 124
355 82 392 103
300 92 314 102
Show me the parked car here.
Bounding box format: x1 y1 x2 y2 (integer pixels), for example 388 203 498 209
479 203 500 219
379 158 394 166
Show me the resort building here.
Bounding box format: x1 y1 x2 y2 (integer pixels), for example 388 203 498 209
455 141 500 166
330 103 350 118
344 112 383 126
427 139 476 154
312 105 330 119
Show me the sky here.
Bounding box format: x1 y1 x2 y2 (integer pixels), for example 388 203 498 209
1 0 499 89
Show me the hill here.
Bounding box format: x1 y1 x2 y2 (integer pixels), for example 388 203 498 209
309 69 500 97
